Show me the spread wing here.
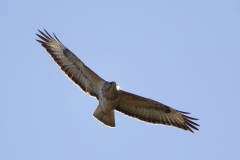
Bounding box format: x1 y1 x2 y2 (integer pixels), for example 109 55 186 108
36 29 105 99
116 91 199 133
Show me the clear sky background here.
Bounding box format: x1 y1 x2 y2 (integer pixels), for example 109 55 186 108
1 1 240 160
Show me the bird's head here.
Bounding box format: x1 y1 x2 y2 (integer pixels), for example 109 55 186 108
109 82 116 90
101 81 121 99
109 82 121 90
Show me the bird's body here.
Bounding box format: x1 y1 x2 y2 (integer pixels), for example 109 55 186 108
36 29 199 133
93 82 121 127
99 82 121 113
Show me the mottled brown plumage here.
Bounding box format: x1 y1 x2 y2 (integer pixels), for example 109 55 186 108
36 29 199 133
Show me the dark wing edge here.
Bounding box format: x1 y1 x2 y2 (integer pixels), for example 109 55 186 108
116 91 199 133
36 29 105 99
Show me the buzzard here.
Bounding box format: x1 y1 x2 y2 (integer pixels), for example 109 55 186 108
36 29 199 133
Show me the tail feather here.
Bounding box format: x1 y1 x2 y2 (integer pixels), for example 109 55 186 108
93 105 115 127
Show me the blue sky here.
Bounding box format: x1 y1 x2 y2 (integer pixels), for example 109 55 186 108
1 0 240 160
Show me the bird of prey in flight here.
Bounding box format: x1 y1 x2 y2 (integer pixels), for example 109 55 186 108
36 29 199 133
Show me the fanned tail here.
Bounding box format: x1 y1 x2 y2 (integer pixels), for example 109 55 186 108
93 105 115 127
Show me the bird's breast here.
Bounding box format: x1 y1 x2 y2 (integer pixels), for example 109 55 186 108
99 94 119 114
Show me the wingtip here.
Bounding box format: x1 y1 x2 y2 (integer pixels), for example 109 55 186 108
52 32 62 44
